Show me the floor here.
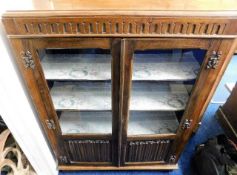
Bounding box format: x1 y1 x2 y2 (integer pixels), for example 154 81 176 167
59 56 237 175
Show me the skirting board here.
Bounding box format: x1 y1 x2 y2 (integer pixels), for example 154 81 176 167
59 164 178 170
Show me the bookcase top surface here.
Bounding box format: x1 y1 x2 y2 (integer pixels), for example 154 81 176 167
3 0 237 17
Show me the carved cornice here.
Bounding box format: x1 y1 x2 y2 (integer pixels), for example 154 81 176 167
3 16 237 38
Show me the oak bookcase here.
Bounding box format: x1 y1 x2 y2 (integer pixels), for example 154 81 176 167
2 0 237 170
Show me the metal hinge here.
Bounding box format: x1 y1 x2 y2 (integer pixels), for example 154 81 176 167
21 51 35 69
45 119 56 130
59 156 68 164
182 119 192 130
169 155 176 163
206 51 222 69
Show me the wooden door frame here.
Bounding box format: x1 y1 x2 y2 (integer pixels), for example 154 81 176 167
9 37 121 165
169 38 237 163
9 36 237 167
119 38 237 165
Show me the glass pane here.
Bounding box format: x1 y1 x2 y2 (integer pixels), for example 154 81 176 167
39 48 112 134
128 49 206 135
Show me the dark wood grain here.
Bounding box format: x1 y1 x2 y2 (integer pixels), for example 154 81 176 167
120 39 134 165
111 38 121 166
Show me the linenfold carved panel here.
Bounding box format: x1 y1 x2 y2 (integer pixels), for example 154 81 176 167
126 140 172 162
64 140 112 163
14 17 228 36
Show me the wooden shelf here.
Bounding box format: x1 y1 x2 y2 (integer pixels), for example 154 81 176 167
42 52 199 81
128 111 179 135
59 111 178 134
51 82 188 111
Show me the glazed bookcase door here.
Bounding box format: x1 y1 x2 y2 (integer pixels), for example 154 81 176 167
120 38 222 165
14 38 120 165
